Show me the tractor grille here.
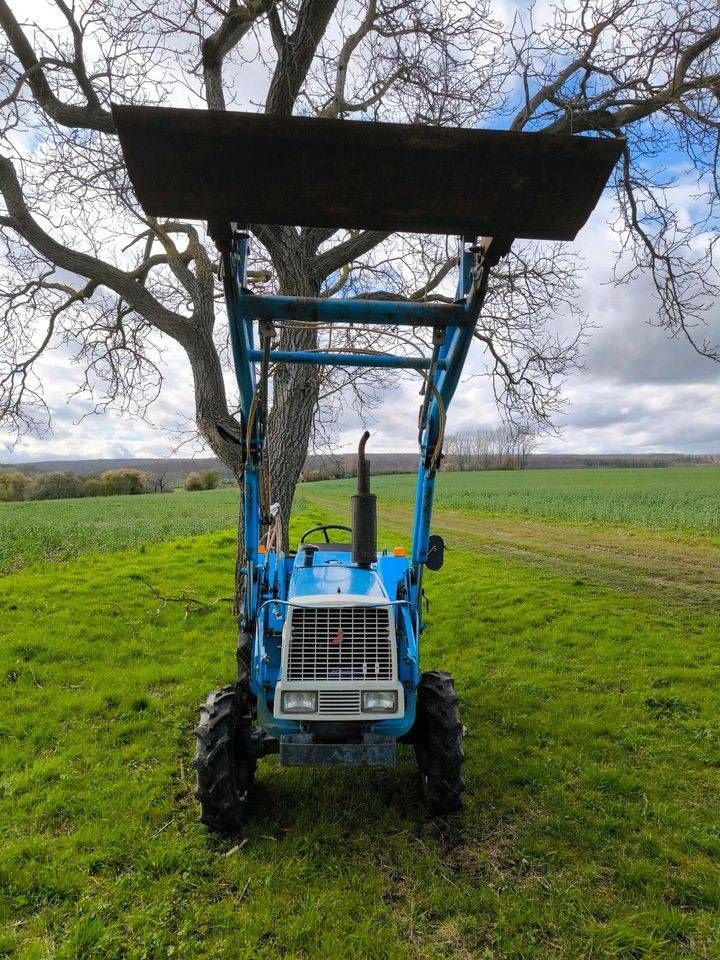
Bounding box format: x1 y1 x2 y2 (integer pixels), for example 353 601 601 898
287 606 393 682
318 690 362 715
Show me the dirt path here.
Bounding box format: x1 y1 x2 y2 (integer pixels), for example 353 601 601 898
303 490 720 610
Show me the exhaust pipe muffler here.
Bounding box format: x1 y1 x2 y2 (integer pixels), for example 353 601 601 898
351 431 377 568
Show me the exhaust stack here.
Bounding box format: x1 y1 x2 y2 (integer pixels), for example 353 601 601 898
351 431 377 568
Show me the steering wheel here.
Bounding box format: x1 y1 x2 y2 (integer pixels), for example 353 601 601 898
300 524 352 544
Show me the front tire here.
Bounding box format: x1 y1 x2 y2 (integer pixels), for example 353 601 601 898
413 671 465 814
193 685 257 833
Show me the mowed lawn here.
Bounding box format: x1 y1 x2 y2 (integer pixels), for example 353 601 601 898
1 469 719 959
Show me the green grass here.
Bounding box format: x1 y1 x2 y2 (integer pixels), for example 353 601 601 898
1 472 720 957
2 466 718 576
0 489 242 573
314 466 720 539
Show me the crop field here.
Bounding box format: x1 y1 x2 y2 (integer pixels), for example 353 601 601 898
0 489 242 574
320 467 720 539
1 467 719 959
3 466 717 575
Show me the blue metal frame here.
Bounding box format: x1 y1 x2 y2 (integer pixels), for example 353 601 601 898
223 231 491 738
234 291 469 327
248 349 447 370
409 243 484 613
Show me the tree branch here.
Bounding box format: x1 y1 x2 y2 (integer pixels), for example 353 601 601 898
0 153 190 341
0 0 113 133
314 229 390 278
202 0 277 109
317 0 377 118
265 0 339 116
53 0 103 110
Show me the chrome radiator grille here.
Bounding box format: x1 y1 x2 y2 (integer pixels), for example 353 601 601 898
287 606 393 682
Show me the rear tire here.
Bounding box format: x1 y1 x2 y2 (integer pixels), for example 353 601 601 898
193 684 257 834
413 671 464 814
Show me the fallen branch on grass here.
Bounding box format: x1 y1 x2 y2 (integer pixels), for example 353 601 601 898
134 576 234 618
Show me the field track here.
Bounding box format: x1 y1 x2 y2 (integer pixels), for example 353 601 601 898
304 488 720 610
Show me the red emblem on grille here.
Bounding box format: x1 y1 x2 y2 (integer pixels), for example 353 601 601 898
330 627 344 647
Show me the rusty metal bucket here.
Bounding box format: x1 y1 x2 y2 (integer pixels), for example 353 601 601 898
112 104 622 242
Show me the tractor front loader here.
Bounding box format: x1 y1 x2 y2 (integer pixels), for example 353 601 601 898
113 105 622 829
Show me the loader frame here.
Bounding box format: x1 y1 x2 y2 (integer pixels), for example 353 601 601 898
226 233 494 623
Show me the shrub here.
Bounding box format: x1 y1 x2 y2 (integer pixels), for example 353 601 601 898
82 477 105 497
30 471 84 501
0 470 32 502
184 471 204 491
98 469 149 496
200 469 220 490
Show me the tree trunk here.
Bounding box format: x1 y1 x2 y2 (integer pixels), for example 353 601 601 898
184 322 247 615
267 248 321 548
186 326 245 476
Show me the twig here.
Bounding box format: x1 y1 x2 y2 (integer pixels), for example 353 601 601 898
107 602 140 636
224 838 249 858
151 818 174 839
134 576 233 618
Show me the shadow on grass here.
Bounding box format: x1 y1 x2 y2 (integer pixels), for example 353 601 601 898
198 748 466 853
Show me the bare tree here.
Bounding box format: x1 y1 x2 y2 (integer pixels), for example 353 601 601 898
150 470 170 493
444 431 466 471
445 423 538 470
0 0 719 562
515 424 538 469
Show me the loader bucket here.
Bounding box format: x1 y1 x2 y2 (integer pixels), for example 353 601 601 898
112 104 623 242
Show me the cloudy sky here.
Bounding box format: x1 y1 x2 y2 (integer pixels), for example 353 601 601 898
3 190 717 465
2 1 719 464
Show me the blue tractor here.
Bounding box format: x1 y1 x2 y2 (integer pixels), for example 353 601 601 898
113 105 622 829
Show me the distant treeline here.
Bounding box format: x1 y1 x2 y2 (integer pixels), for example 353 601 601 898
0 456 236 485
443 427 537 471
3 449 718 494
299 427 537 479
0 467 227 502
550 453 720 469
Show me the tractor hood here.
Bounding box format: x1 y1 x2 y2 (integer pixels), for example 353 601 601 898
288 558 387 603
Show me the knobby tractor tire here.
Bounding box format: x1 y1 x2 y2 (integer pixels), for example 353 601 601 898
413 671 465 815
193 685 257 834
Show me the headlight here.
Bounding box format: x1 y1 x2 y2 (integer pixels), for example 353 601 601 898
361 690 398 713
281 690 317 713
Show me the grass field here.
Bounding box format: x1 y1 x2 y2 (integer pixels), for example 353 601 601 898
3 466 718 575
0 489 242 574
319 467 720 539
1 469 719 958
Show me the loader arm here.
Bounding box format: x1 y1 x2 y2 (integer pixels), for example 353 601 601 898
222 230 501 625
111 103 622 624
